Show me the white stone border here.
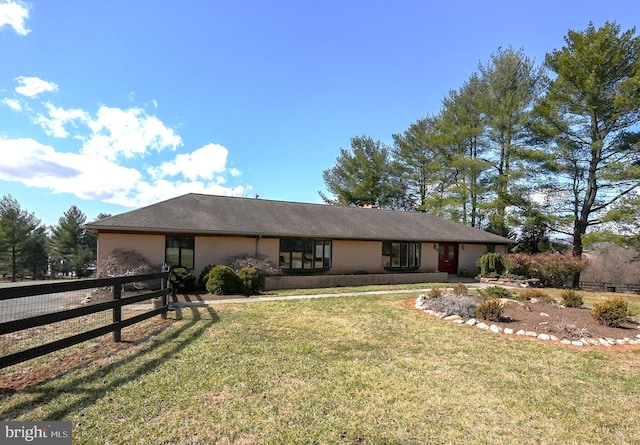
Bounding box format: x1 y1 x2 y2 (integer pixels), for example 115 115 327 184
415 296 640 348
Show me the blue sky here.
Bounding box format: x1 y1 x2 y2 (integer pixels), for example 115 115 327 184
1 0 639 227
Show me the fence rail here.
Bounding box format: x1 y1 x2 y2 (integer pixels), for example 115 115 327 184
0 271 170 369
579 281 640 294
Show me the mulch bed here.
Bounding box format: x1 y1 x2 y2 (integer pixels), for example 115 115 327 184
405 298 640 348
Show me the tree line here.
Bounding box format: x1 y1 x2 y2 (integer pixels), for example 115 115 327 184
321 22 640 281
0 195 109 281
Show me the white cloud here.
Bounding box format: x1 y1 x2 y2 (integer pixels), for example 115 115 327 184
1 97 21 111
148 143 232 180
83 106 182 160
0 137 141 201
0 0 30 36
15 76 58 98
34 103 89 138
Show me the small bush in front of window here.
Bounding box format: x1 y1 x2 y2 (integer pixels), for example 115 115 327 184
198 264 215 290
560 289 583 308
591 296 629 327
169 267 196 294
206 265 242 295
228 254 281 276
237 267 260 296
476 298 504 322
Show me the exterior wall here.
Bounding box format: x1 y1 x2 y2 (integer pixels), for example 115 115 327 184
194 235 279 274
330 240 440 274
264 272 449 290
457 244 485 276
97 233 166 269
97 231 508 279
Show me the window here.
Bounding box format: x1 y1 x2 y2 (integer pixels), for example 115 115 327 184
280 239 331 271
165 236 195 269
485 244 496 253
382 241 420 269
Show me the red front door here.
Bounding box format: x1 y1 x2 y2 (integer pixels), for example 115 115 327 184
438 243 458 274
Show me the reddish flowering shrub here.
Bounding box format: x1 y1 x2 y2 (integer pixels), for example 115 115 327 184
508 252 588 288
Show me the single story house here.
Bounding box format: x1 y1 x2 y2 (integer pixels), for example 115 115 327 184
83 193 512 289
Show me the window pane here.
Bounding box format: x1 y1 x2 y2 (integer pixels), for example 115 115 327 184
391 243 400 267
303 240 313 268
400 243 408 267
281 239 331 270
182 248 194 269
408 243 415 267
166 247 180 267
166 236 194 269
415 244 421 267
323 242 331 268
291 250 303 269
382 242 390 267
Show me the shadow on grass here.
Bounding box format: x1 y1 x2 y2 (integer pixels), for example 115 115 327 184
0 305 219 421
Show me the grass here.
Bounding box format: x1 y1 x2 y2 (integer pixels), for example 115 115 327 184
1 291 640 444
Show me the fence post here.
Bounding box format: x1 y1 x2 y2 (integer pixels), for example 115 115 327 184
113 283 122 342
161 264 170 320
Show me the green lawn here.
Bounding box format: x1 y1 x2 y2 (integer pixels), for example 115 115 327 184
1 292 640 444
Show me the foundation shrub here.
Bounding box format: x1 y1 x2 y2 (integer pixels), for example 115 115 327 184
206 265 242 295
476 253 511 276
591 296 629 327
198 265 214 290
169 267 196 293
476 298 504 321
237 267 259 296
228 254 281 276
560 289 583 308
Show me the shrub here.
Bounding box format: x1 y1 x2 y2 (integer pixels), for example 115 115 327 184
560 289 583 308
198 265 215 289
477 286 514 300
518 288 555 303
424 293 478 318
476 253 511 276
206 265 242 295
237 267 260 296
452 283 469 296
97 249 155 289
428 287 444 299
476 298 504 321
508 252 588 288
169 267 196 293
228 254 281 276
591 296 629 327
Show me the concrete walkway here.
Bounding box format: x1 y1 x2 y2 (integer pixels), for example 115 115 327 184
145 279 492 310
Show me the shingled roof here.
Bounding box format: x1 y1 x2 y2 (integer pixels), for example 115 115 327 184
84 193 512 244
